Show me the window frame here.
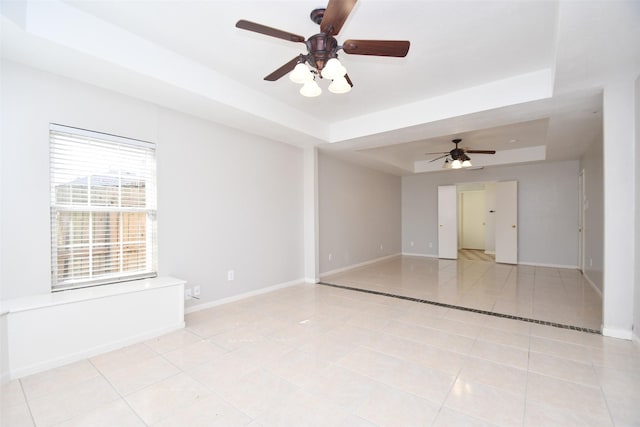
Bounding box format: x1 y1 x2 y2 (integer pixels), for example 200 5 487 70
49 124 158 291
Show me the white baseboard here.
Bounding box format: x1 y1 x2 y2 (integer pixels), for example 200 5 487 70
399 254 577 269
304 277 319 284
320 253 401 278
401 252 439 258
602 327 633 340
185 278 305 314
517 261 579 269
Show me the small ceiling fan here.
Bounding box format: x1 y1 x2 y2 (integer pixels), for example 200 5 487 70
426 139 496 169
235 0 410 96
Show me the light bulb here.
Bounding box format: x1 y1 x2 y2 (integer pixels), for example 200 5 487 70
289 63 313 84
443 159 451 169
300 80 322 97
462 160 472 167
321 58 346 80
328 76 351 94
451 159 462 169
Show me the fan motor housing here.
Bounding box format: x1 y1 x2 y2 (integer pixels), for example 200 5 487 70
306 33 338 73
450 148 465 160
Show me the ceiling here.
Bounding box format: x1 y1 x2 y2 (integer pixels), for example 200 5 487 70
1 1 639 175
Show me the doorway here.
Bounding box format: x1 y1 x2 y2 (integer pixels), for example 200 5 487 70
438 181 518 264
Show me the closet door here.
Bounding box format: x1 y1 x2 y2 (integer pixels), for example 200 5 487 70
438 185 458 259
495 180 518 264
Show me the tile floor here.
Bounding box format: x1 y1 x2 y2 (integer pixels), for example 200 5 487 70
2 258 638 426
323 255 603 331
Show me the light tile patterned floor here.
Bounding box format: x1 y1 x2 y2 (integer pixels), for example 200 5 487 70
2 260 638 426
323 255 603 331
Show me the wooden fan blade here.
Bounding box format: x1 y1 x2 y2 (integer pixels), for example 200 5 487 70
429 154 449 163
236 20 306 43
466 150 496 154
424 151 449 155
345 73 354 87
321 0 357 36
264 56 301 81
342 40 410 57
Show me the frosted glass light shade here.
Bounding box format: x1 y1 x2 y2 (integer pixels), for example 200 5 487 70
300 80 322 97
321 58 346 80
328 76 351 94
289 63 313 84
451 159 462 169
462 159 472 167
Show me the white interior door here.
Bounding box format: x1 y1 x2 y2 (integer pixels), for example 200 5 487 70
495 181 518 264
484 183 497 254
438 185 458 259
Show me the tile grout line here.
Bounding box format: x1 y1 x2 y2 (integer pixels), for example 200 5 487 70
87 356 152 427
17 377 38 427
318 281 601 335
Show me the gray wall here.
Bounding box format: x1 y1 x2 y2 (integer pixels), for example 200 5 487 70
0 61 305 304
318 152 401 274
635 73 640 342
402 161 580 267
580 134 604 293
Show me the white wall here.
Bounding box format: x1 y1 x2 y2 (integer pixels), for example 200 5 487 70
402 161 580 267
602 76 637 339
318 152 401 274
580 134 604 293
0 60 304 305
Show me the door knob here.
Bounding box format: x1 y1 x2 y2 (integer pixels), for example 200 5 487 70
512 225 516 228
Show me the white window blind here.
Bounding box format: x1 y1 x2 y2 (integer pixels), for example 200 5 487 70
50 124 157 291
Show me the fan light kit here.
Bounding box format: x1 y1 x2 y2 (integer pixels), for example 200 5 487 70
289 57 350 96
427 139 497 170
236 0 410 97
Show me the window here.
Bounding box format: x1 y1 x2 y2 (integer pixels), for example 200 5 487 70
50 124 157 291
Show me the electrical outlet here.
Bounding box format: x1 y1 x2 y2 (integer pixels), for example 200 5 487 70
410 241 414 247
379 244 384 251
184 288 192 300
429 242 433 248
328 253 332 261
227 270 234 281
193 285 200 297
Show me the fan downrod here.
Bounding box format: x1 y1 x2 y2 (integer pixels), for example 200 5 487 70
310 8 326 25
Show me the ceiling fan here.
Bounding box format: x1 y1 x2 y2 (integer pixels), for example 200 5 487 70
426 139 496 169
235 0 410 96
